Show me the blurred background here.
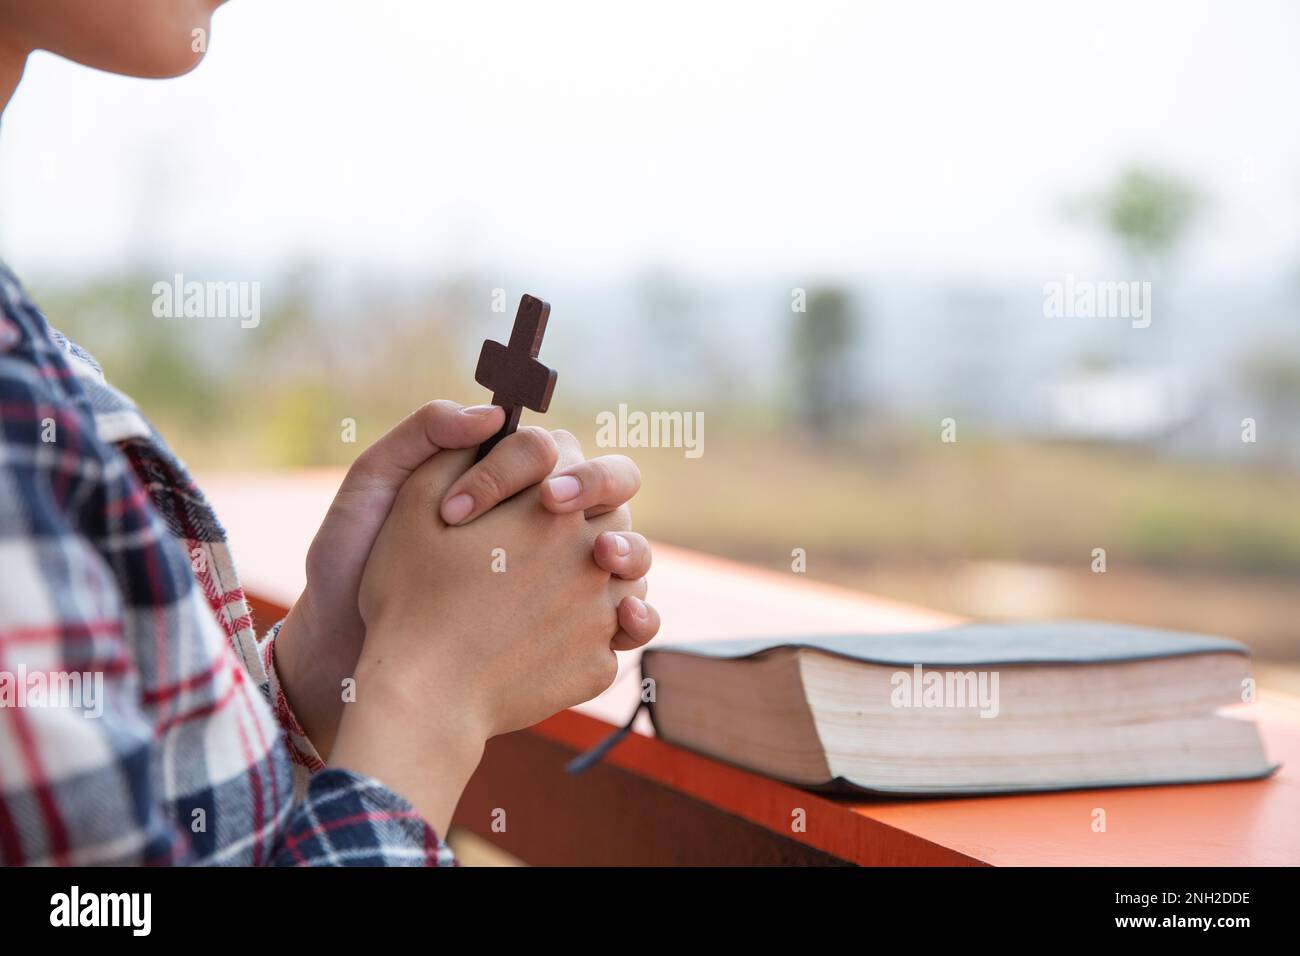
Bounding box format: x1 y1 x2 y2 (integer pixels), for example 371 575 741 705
1 0 1296 688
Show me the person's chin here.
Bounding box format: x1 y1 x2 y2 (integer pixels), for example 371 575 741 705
108 19 214 79
126 0 222 77
149 48 209 80
91 48 207 80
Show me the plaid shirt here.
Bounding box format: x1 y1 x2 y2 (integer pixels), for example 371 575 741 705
0 263 454 866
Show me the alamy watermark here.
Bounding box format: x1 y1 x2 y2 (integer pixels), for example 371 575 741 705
1043 274 1151 329
0 666 104 718
50 886 150 936
595 403 704 459
152 273 261 328
890 664 1000 718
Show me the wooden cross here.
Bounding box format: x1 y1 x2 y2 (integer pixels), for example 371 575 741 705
473 294 558 461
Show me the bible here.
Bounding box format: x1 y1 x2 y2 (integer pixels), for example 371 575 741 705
639 621 1276 795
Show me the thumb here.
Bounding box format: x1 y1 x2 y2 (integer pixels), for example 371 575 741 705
304 401 502 598
342 401 503 492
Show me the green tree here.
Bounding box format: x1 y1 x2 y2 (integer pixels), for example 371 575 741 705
1075 165 1203 267
791 287 857 438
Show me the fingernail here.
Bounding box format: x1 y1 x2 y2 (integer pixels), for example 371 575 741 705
546 475 581 502
461 404 498 416
625 596 648 620
442 493 474 524
612 533 631 556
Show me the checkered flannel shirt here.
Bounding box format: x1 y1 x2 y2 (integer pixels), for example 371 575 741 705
0 263 455 865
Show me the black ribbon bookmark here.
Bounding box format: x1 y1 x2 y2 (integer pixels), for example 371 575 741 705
564 701 646 775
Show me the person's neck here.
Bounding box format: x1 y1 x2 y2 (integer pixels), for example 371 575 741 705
0 41 29 118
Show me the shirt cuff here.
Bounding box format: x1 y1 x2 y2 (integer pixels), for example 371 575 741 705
261 618 327 774
271 768 457 866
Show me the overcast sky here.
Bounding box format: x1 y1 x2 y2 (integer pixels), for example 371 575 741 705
1 0 1297 285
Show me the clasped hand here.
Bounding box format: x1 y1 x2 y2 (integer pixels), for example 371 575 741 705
274 401 659 833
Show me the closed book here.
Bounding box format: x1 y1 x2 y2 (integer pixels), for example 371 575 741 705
639 621 1276 794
